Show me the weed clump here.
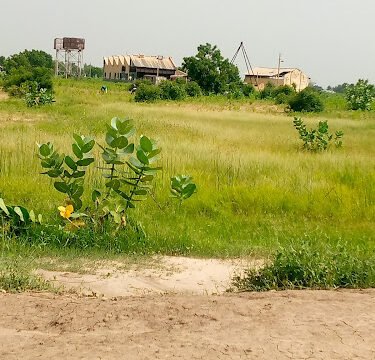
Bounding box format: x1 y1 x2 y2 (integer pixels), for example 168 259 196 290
0 263 51 293
232 241 375 291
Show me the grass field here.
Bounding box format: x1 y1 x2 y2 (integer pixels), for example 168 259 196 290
0 79 374 263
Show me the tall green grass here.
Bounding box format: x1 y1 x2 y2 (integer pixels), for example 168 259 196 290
0 79 374 258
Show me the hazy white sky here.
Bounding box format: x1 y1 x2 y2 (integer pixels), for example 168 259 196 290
1 0 374 87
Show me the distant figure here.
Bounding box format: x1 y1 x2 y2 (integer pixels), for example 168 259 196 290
100 85 108 94
129 84 137 94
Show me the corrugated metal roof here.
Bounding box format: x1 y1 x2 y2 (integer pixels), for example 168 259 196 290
247 67 298 77
130 55 176 70
104 55 131 66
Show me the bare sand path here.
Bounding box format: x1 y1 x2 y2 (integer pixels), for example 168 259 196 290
0 257 374 359
0 290 374 359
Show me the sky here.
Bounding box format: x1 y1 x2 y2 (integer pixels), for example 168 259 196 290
1 0 374 88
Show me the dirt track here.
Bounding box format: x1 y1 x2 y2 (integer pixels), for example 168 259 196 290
1 290 374 359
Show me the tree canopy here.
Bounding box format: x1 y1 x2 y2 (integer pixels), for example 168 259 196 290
182 43 241 95
2 49 53 73
2 49 54 94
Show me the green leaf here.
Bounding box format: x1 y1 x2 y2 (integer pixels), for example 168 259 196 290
72 197 83 210
106 179 121 190
81 139 95 153
136 149 149 165
113 189 131 201
111 117 120 130
112 136 128 149
29 210 36 222
126 161 142 174
73 134 85 149
121 143 134 154
54 182 69 193
41 160 52 168
134 189 148 196
76 158 94 167
182 183 197 199
117 119 134 136
72 185 84 198
38 214 43 224
39 143 51 157
141 175 154 182
13 206 25 222
140 136 153 152
65 156 77 171
64 170 72 178
0 198 10 216
47 169 63 178
72 143 83 159
72 170 85 178
92 190 101 202
148 148 161 159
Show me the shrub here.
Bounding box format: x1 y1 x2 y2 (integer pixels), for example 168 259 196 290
293 117 343 151
345 79 375 111
25 87 54 107
259 82 275 99
159 80 187 100
241 83 255 97
226 83 244 99
275 93 290 104
288 87 324 112
232 241 375 291
134 83 161 102
185 81 202 97
272 85 295 97
37 117 197 238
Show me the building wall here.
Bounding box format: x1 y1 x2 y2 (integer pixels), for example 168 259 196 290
282 69 309 91
245 69 309 92
245 77 283 90
103 61 130 80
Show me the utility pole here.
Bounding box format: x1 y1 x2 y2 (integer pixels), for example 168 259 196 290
277 53 284 85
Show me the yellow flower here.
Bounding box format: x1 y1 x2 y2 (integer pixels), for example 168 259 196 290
58 205 74 219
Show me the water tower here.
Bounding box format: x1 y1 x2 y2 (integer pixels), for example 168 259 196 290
54 37 85 77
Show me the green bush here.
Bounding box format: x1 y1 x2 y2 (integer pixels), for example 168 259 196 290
345 79 375 111
185 81 202 97
288 87 324 112
25 86 54 107
232 241 375 291
241 83 255 97
226 83 244 99
159 80 187 100
134 83 161 102
259 82 275 99
275 93 290 104
293 117 344 151
272 85 295 97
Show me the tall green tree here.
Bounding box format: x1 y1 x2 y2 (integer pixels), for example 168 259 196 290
3 49 53 73
2 49 53 94
182 43 241 94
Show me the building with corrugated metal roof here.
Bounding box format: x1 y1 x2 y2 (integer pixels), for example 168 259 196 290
245 67 310 92
103 54 182 82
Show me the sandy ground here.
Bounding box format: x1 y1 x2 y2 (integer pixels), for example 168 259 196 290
36 256 253 297
1 257 375 359
0 90 9 101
